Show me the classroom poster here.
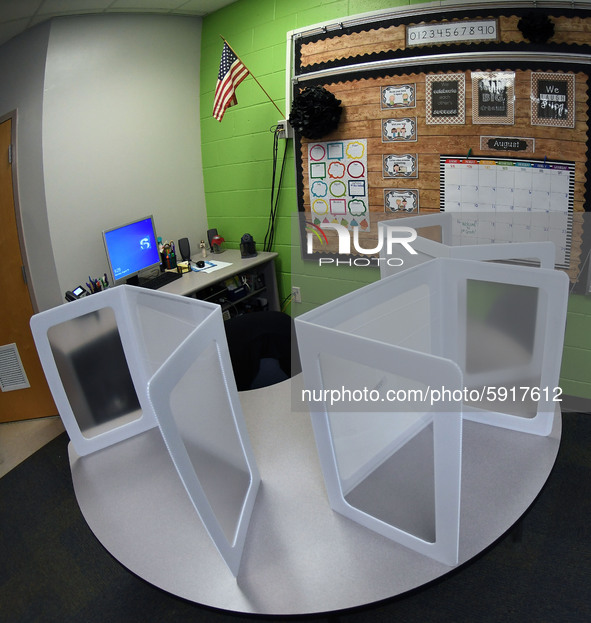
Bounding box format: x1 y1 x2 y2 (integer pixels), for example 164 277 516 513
381 84 416 109
383 154 418 178
382 118 418 142
308 139 369 231
531 72 575 128
426 74 466 125
471 71 515 124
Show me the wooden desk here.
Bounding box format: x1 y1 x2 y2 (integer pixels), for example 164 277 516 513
158 249 279 315
69 375 561 616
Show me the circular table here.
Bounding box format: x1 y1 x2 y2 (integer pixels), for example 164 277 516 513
69 375 560 616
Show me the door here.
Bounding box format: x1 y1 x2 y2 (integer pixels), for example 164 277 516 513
0 116 57 422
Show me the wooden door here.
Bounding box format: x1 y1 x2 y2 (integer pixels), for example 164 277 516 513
0 116 57 422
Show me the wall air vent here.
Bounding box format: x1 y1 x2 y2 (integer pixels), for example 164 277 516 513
0 343 31 392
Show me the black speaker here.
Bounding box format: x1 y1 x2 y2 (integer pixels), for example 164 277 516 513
240 233 257 258
178 237 191 261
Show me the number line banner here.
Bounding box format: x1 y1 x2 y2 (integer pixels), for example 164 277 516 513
406 19 498 47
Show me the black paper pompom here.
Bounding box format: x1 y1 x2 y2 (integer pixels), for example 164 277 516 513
289 86 342 140
518 12 555 44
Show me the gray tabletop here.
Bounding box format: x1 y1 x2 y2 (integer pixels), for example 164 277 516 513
69 374 560 616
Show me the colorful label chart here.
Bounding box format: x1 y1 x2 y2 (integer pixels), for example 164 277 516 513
308 139 369 231
440 156 574 267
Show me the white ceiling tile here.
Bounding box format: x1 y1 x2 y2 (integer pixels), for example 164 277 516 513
0 17 31 46
109 0 188 9
37 0 114 17
0 0 43 22
0 0 236 46
173 0 236 15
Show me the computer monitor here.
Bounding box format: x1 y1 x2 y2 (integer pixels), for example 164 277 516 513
102 215 161 286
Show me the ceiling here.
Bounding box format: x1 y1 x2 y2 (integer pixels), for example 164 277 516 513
0 0 237 47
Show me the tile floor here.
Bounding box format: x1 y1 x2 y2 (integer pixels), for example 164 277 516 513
0 417 65 478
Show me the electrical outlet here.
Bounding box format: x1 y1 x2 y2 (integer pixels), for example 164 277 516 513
276 119 293 140
291 286 301 303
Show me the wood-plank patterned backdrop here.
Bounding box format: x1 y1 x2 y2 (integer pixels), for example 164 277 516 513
293 10 591 283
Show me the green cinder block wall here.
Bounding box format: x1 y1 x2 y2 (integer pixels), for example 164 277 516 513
200 0 591 400
200 0 419 310
562 294 591 399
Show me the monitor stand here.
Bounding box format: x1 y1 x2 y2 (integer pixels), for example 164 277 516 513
126 270 161 287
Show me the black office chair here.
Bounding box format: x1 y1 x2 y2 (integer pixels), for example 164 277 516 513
224 311 300 391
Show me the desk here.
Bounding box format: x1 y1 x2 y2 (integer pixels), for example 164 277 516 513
69 375 560 616
158 249 279 314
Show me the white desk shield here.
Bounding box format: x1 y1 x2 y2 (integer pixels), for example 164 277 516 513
30 285 260 576
295 258 568 563
379 212 556 278
147 311 260 577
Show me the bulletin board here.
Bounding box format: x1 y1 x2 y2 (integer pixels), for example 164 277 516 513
289 4 591 285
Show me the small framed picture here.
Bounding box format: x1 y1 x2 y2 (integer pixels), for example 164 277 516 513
472 71 515 125
531 72 575 128
384 189 419 213
381 84 416 109
383 154 418 178
382 118 417 142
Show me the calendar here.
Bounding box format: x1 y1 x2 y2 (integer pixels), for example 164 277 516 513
440 156 574 267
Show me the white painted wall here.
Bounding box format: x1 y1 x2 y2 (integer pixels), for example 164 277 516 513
0 22 62 312
42 14 207 298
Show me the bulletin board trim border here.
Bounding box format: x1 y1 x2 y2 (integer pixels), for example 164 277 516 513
292 6 591 77
293 50 591 88
290 1 591 44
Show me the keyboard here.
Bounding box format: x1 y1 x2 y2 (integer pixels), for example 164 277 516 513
140 271 182 290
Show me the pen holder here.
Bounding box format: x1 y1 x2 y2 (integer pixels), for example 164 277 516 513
161 252 177 270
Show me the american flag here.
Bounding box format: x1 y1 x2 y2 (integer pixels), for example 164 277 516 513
213 42 249 121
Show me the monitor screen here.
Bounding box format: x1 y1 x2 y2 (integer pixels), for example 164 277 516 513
102 215 161 285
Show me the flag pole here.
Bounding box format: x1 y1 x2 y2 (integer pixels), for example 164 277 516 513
220 35 285 119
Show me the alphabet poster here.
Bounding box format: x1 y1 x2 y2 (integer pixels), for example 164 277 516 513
308 139 369 231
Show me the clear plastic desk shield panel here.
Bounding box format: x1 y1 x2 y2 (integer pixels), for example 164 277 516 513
147 316 260 577
46 307 143 439
379 212 557 278
449 261 568 435
295 262 464 565
319 353 437 545
30 287 164 455
30 286 218 456
377 247 567 435
462 279 542 419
